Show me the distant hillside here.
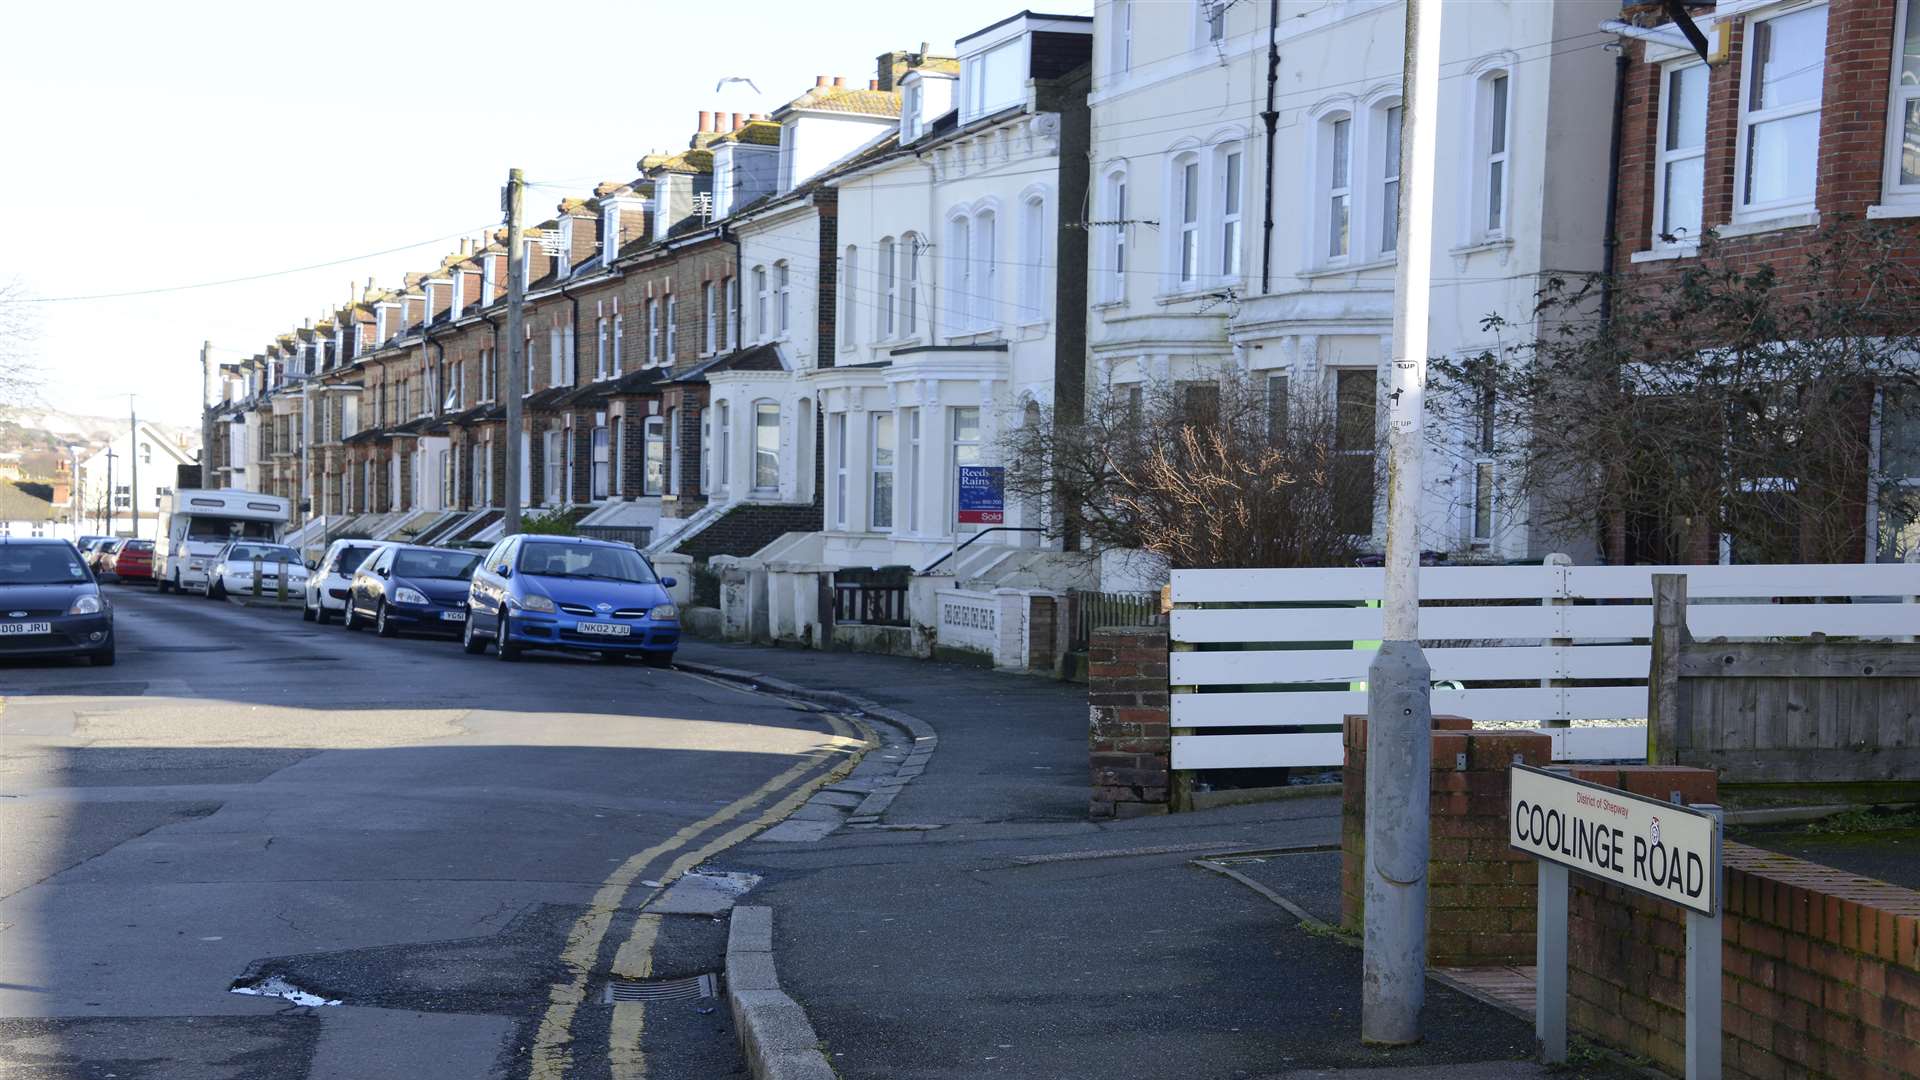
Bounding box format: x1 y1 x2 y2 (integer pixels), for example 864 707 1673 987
0 406 199 478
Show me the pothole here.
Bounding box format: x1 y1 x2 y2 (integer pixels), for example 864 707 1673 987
229 974 341 1007
602 972 718 1005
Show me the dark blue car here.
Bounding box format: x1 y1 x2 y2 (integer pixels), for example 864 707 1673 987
461 535 678 666
343 544 483 638
0 538 114 666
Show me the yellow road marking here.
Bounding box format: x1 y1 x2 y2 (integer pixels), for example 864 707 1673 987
529 719 866 1080
598 713 877 1080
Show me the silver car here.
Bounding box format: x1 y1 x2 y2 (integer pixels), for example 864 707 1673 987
304 539 390 624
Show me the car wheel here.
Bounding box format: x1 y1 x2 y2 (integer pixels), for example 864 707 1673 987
375 601 397 638
315 601 333 626
494 615 520 662
302 599 317 622
209 578 226 600
462 612 487 654
157 574 172 595
342 600 359 630
643 650 674 669
90 643 116 667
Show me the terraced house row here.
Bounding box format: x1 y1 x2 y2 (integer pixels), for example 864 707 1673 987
206 1 1920 669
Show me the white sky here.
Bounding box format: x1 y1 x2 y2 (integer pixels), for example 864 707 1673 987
0 0 1065 425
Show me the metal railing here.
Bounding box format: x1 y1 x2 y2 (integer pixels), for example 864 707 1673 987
832 567 911 627
1067 589 1162 652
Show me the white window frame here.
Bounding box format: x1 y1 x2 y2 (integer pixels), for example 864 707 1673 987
667 408 680 496
543 429 564 507
831 412 848 528
879 237 898 339
1653 61 1708 247
973 210 998 328
591 425 610 500
703 281 718 355
1019 195 1046 321
1323 115 1353 262
1376 101 1403 257
1734 2 1828 222
716 401 732 491
648 299 660 364
723 276 737 351
665 295 678 360
1173 154 1202 285
1218 144 1243 278
753 400 781 493
903 234 921 335
1883 0 1920 203
1104 169 1128 302
871 411 894 531
1196 0 1226 44
904 406 920 532
842 244 860 350
612 311 623 375
949 405 982 534
947 215 972 334
1477 71 1511 241
1113 0 1132 76
774 262 791 337
753 266 769 341
643 416 666 496
595 314 609 378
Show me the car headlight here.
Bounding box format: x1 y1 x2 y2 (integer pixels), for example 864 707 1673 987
510 594 556 614
68 594 102 615
394 587 429 606
649 604 679 621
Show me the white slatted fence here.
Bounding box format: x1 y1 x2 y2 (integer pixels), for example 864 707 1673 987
1168 562 1920 771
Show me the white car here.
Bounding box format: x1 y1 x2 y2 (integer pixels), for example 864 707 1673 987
208 541 309 600
304 539 389 624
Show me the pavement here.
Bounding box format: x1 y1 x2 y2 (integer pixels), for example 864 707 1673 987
675 640 1644 1080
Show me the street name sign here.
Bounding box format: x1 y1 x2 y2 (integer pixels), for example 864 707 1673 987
1509 764 1718 916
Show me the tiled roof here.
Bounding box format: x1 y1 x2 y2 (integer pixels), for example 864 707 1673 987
700 343 785 376
525 386 573 410
639 149 713 176
611 366 669 395
777 86 900 119
555 377 619 408
710 120 782 148
0 482 57 522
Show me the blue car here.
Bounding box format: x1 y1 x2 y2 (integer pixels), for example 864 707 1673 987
461 535 679 666
343 544 483 638
0 538 114 666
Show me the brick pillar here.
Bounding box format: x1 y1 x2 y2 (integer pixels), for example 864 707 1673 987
1088 625 1170 819
1341 715 1553 966
1027 594 1058 672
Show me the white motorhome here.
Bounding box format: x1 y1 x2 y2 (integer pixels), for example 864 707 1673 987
155 489 291 595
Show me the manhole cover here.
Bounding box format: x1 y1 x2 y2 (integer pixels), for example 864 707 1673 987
603 972 718 1004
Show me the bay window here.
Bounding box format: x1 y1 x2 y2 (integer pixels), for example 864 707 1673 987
950 406 982 532
831 413 848 527
642 417 666 496
591 426 610 500
1885 0 1920 200
754 401 780 492
871 412 895 530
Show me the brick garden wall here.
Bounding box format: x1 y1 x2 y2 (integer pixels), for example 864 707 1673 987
1340 716 1550 966
1087 625 1170 819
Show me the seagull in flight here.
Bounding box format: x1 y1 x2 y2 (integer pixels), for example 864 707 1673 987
714 76 761 94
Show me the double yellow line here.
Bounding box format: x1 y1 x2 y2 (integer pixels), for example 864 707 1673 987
529 712 872 1080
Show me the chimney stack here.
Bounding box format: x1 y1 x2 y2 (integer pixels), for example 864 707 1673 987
697 110 712 133
832 76 845 88
815 75 828 87
751 112 768 121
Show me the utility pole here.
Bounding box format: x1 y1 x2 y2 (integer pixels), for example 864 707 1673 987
200 340 215 489
503 167 525 535
128 396 139 540
1362 0 1441 1047
104 448 116 536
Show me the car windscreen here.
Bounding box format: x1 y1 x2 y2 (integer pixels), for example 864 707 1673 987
517 542 658 583
393 549 482 581
334 546 377 573
125 541 153 552
186 516 277 542
225 544 297 563
0 545 89 586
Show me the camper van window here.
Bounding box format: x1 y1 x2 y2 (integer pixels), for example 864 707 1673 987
184 516 276 542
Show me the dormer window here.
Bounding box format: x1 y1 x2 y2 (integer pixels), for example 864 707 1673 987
557 218 575 276
450 275 464 318
602 206 619 264
482 255 497 301
902 82 923 141
961 39 1024 123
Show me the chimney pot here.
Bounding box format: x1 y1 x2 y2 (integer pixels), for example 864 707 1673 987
815 75 828 87
833 76 845 88
732 112 745 130
697 110 712 132
868 79 878 91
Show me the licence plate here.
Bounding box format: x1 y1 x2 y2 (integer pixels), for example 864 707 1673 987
0 622 52 636
576 621 630 636
441 610 467 622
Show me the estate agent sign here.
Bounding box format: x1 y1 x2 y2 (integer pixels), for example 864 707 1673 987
1510 764 1718 915
956 465 1005 525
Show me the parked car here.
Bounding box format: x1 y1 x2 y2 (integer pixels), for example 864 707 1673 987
0 538 113 666
461 535 678 665
105 539 155 583
85 538 123 577
304 539 388 624
207 541 308 600
342 544 481 638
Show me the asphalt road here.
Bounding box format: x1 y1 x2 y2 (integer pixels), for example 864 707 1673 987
0 583 865 1080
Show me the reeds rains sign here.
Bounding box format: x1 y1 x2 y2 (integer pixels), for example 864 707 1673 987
1509 765 1719 915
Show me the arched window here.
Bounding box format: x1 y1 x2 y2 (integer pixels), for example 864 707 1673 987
1215 142 1243 277
901 233 921 336
753 401 781 492
972 210 997 328
1171 152 1202 285
773 261 791 336
1019 194 1045 320
1321 113 1353 261
752 265 769 342
1475 70 1511 240
947 215 971 334
841 245 860 349
1103 168 1128 302
879 237 898 339
1374 100 1403 256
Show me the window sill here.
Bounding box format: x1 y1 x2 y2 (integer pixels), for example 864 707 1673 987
1866 203 1920 220
1091 298 1127 311
1448 237 1513 259
1717 210 1819 239
1298 256 1397 280
1629 245 1697 264
1153 286 1216 306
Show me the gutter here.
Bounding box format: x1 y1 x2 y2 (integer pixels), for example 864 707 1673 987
1599 47 1629 324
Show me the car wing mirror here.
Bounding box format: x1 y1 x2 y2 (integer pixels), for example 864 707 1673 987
498 565 512 578
660 576 677 589
306 560 318 570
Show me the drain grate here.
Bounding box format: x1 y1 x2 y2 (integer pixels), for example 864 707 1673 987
602 972 718 1004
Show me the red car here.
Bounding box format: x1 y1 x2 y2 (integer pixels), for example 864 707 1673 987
107 539 156 583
